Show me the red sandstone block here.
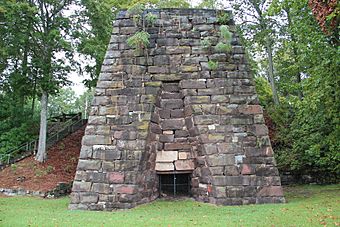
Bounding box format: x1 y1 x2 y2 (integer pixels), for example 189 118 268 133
241 164 254 175
108 172 124 183
115 185 137 194
239 105 263 115
175 160 195 170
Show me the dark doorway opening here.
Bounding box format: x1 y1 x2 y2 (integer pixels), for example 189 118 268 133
159 173 191 197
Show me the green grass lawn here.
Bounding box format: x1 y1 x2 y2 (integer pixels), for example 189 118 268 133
0 185 339 227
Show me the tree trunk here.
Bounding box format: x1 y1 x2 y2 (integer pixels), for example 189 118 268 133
36 91 48 162
285 7 303 100
265 40 280 105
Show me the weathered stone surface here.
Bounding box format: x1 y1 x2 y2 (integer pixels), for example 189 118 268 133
77 160 101 171
207 154 235 166
108 172 124 183
175 160 195 170
72 182 92 192
156 151 178 162
92 183 111 194
82 135 111 146
180 80 206 89
79 192 99 203
155 162 174 171
161 119 185 130
71 8 284 211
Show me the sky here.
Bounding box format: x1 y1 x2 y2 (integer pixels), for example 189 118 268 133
69 0 232 96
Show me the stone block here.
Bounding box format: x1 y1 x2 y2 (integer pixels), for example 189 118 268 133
238 105 263 115
88 116 106 125
193 115 219 125
202 144 218 155
213 186 226 198
148 66 170 74
155 162 174 171
108 172 124 183
150 122 162 134
156 151 178 162
77 160 101 171
241 164 254 175
152 74 183 81
102 161 115 172
175 160 195 170
79 146 93 159
160 99 183 109
186 96 211 104
79 192 99 203
72 181 92 192
92 96 111 106
207 154 234 166
180 65 199 72
170 109 184 118
175 130 189 138
180 80 206 89
165 46 191 54
161 119 185 130
178 152 188 159
164 142 191 150
159 134 174 143
211 95 229 103
217 143 235 154
230 117 253 125
226 186 244 198
88 172 108 183
92 145 121 161
224 166 240 176
92 183 111 194
82 135 111 146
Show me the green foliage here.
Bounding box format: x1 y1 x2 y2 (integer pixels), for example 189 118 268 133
127 31 151 52
145 12 157 26
127 2 145 16
201 38 212 49
217 11 231 25
214 25 232 53
220 25 232 41
0 185 340 226
197 0 222 9
156 0 191 8
207 60 218 70
215 42 231 53
254 77 273 107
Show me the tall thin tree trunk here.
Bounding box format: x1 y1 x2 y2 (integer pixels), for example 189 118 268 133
36 91 48 162
31 76 37 115
265 40 280 105
285 7 303 100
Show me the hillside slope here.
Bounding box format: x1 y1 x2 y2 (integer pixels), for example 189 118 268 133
0 127 84 192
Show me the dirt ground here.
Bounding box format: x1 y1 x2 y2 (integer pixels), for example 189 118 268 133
0 127 85 192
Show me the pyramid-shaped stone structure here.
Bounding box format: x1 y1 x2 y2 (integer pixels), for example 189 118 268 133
69 9 285 211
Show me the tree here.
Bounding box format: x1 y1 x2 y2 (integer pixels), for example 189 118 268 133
231 0 280 105
308 0 339 45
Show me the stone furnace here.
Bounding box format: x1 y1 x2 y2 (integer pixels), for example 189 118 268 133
69 8 285 211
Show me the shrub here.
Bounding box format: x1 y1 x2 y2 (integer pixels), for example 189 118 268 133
127 31 150 52
215 42 231 53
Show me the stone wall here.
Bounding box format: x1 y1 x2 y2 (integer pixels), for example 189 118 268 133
69 8 285 211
